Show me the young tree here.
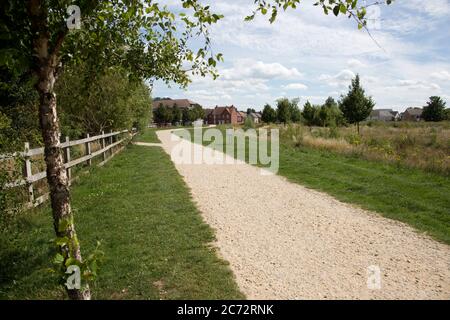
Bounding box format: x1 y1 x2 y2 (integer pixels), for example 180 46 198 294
276 98 291 124
445 108 450 121
422 96 447 122
128 82 152 131
261 104 277 123
289 98 302 123
322 96 345 127
243 116 255 130
247 108 256 115
324 96 338 109
339 75 374 134
172 105 183 125
160 105 173 125
56 63 151 135
193 105 205 121
318 105 329 127
302 101 316 126
182 108 191 125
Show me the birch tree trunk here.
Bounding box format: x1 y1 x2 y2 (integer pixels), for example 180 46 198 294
28 0 90 300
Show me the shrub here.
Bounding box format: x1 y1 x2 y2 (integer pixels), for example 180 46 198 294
243 117 255 130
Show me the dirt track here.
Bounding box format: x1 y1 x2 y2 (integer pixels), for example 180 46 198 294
156 129 450 300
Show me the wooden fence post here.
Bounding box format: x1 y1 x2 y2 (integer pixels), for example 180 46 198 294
101 130 106 161
23 142 34 206
110 130 113 156
85 133 92 166
64 136 72 185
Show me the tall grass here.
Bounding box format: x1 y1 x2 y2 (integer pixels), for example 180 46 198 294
280 122 450 175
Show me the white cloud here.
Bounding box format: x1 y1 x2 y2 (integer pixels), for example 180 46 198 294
319 70 355 87
221 60 303 80
347 59 366 69
282 83 308 90
431 71 450 81
399 0 450 17
300 95 327 105
396 80 441 91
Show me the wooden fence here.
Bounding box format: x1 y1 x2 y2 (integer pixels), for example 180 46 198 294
1 129 133 208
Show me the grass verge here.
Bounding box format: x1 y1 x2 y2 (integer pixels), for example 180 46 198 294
0 144 243 299
133 128 160 143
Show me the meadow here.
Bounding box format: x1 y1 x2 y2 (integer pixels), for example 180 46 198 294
278 121 450 176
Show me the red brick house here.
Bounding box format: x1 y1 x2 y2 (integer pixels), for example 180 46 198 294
205 105 244 125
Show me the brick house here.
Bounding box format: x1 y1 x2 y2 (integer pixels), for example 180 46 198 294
205 105 244 125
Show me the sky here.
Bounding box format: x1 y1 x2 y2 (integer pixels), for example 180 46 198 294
151 0 450 112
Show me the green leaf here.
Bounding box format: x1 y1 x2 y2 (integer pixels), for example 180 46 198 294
333 5 340 16
53 253 64 265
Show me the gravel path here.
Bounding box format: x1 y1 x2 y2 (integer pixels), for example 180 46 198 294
156 129 450 300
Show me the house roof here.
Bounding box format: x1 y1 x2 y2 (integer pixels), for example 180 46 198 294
249 112 262 119
210 105 237 116
370 110 394 117
153 99 198 109
212 106 229 116
405 108 423 116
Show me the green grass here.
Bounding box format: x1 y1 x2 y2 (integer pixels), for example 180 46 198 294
178 128 450 244
133 128 160 143
0 145 243 299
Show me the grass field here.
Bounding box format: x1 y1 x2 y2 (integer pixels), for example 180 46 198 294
0 144 243 299
282 122 450 175
178 126 450 244
133 128 160 143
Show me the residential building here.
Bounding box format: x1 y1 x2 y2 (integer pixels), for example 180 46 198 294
402 107 423 121
368 109 398 121
239 111 247 121
152 98 200 110
205 105 244 125
248 112 262 124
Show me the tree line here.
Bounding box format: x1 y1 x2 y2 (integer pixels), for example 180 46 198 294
1 62 152 152
153 104 205 126
262 75 449 133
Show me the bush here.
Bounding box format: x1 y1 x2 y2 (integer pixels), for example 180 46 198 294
243 117 255 130
56 63 152 136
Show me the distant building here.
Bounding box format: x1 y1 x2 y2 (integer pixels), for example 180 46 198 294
152 98 200 110
402 107 423 121
368 109 399 121
205 105 244 125
248 112 262 124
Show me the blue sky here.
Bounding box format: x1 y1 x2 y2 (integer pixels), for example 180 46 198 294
152 0 450 112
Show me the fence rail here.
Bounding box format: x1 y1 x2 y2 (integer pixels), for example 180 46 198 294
2 129 133 208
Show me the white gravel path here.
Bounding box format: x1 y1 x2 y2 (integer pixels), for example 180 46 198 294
156 129 450 300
